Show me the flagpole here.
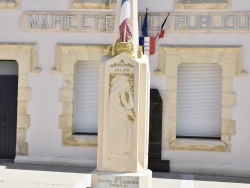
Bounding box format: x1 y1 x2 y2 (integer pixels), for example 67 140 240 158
112 0 139 57
155 12 170 39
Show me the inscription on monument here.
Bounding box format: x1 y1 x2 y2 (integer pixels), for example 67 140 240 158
98 176 139 188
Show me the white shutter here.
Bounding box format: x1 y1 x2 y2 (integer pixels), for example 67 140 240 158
73 61 100 133
176 63 222 138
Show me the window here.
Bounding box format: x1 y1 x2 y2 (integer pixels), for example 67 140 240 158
56 44 107 146
0 60 18 75
73 61 100 134
176 63 222 138
156 45 245 151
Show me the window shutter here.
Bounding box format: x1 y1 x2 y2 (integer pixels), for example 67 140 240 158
176 63 222 138
73 61 100 133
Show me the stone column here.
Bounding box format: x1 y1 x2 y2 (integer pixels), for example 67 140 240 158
91 0 152 187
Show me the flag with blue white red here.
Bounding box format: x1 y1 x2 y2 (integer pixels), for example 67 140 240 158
139 8 156 55
119 0 132 42
139 36 155 55
156 13 170 40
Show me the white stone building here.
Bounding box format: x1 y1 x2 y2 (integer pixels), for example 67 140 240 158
0 0 250 177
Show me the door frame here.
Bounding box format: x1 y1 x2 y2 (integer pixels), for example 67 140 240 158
0 44 39 158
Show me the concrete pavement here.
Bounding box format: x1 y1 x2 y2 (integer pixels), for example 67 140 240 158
1 162 250 188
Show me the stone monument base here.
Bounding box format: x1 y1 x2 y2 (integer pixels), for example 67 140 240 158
91 169 152 188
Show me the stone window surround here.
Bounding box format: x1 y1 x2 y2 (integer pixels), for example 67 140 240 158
155 45 246 152
0 0 17 9
0 43 39 156
174 0 231 10
70 0 231 10
54 44 108 147
69 0 116 9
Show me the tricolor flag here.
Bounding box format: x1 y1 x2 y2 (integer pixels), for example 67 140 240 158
139 37 155 55
139 8 155 55
141 8 148 37
119 0 132 42
156 13 170 40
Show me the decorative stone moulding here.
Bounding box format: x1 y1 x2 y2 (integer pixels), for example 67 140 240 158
174 0 231 10
0 43 39 156
156 45 246 152
70 0 116 9
0 0 17 9
55 44 108 147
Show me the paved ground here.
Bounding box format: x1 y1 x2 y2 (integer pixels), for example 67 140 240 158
1 162 250 188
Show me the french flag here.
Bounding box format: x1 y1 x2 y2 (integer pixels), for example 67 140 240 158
119 0 132 42
139 8 155 55
156 13 170 40
139 36 155 55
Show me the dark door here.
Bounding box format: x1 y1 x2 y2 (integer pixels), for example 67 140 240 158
0 76 18 161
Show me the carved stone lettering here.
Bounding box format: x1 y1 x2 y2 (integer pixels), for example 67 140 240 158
98 175 139 188
20 11 166 34
21 11 250 34
170 12 250 33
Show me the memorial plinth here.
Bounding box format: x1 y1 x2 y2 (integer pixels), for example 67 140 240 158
91 0 152 187
91 53 151 188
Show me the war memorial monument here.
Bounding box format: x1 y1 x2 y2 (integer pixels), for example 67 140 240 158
91 0 152 187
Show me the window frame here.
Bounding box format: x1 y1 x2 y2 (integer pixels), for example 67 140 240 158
156 45 246 152
55 44 108 147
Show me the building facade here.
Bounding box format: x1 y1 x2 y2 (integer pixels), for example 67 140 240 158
0 0 250 177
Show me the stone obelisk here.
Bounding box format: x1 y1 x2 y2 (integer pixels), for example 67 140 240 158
91 0 152 187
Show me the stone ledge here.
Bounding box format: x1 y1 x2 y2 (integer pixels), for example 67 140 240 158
170 138 227 151
0 0 16 9
63 135 97 147
174 0 231 10
15 156 97 167
70 0 116 9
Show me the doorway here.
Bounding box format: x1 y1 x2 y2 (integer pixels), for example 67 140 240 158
0 60 18 162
